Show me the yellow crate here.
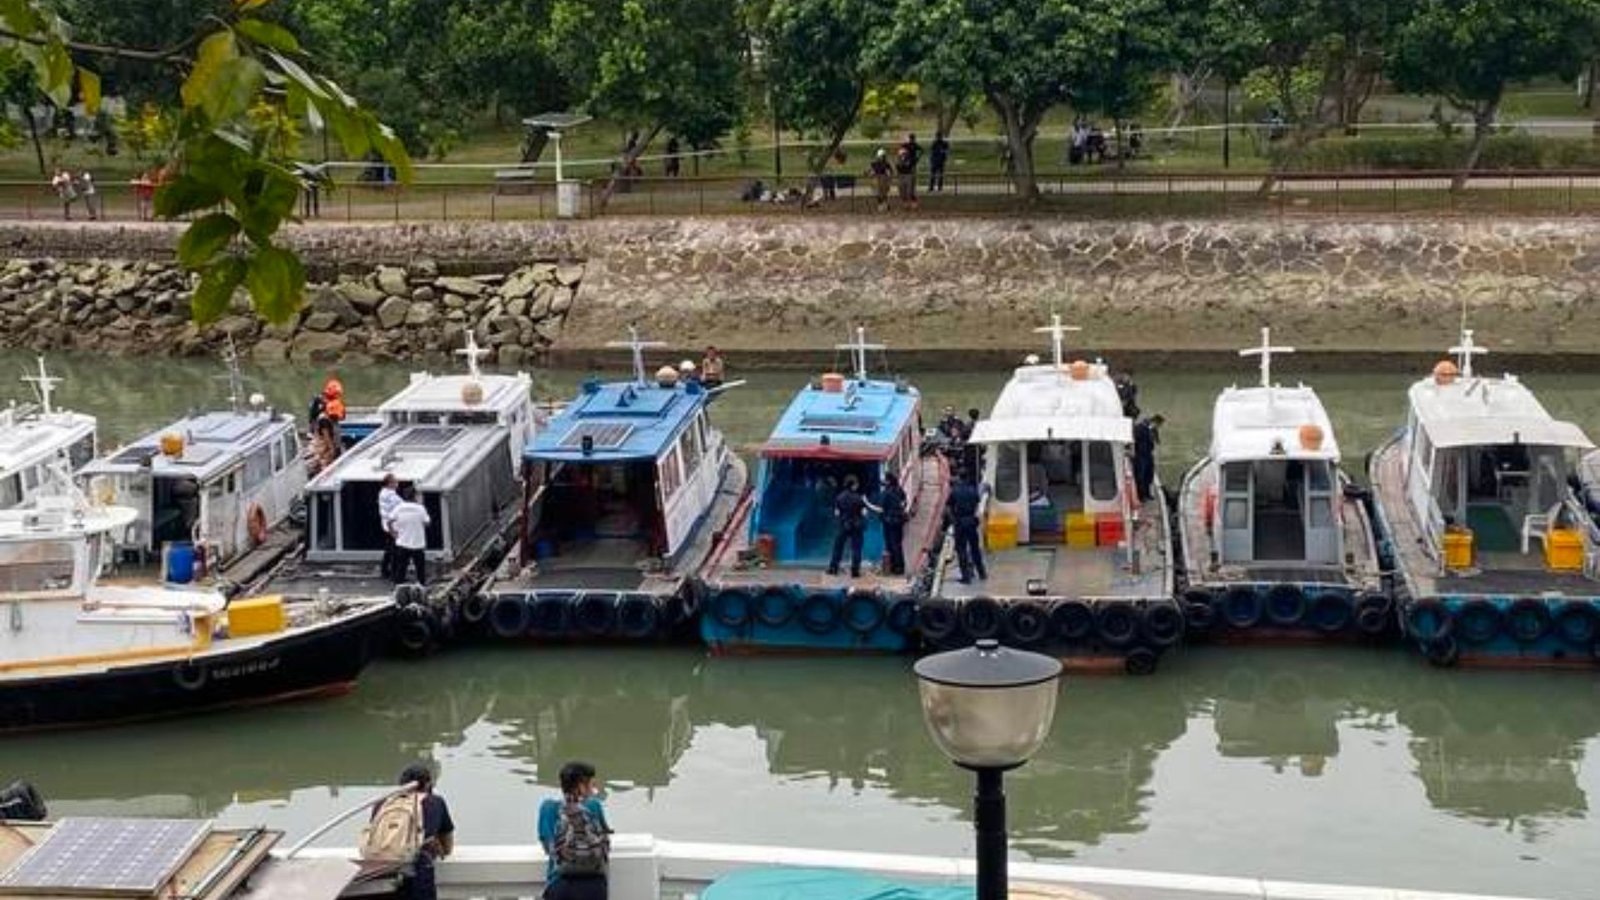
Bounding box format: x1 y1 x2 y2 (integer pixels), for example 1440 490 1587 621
1064 511 1094 533
1545 528 1585 572
985 514 1019 552
1443 528 1474 570
228 595 287 637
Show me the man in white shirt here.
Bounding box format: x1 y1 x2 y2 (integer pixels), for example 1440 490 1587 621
390 485 431 585
377 474 401 581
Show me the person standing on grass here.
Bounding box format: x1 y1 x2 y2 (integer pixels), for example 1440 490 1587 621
50 168 77 220
868 149 893 212
78 172 98 220
896 133 922 208
664 136 681 177
539 761 611 900
928 133 950 192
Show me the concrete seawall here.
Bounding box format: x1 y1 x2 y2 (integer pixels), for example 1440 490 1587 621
0 218 1595 361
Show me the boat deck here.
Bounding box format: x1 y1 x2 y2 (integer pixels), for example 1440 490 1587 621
1178 461 1383 592
935 495 1171 602
1372 438 1600 599
705 456 948 595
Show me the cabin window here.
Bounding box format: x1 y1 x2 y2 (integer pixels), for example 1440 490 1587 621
696 414 711 454
243 446 273 492
22 467 38 491
312 493 336 550
681 424 703 476
659 447 683 500
0 538 75 593
1307 461 1332 491
68 435 95 470
0 475 20 506
1087 442 1117 501
1224 463 1250 493
994 444 1022 503
271 439 285 473
1308 497 1333 528
1223 498 1249 529
1415 429 1434 481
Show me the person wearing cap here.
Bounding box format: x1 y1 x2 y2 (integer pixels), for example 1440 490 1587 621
867 148 893 212
678 359 700 385
700 346 725 389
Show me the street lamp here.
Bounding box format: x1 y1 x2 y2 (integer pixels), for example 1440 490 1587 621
914 639 1062 900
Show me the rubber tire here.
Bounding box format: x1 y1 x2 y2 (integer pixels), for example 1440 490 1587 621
0 781 46 821
711 589 755 630
1425 634 1460 668
1355 593 1392 636
459 592 491 626
1221 587 1264 629
396 609 433 655
1454 599 1502 645
1306 592 1353 634
574 593 619 637
885 597 918 635
754 587 797 628
1095 601 1140 649
1554 601 1599 648
394 583 427 607
1004 600 1051 647
173 661 208 691
1265 584 1308 627
1051 599 1094 642
1406 598 1454 643
1124 647 1160 676
919 600 959 643
1507 598 1553 643
1181 588 1214 609
1140 602 1185 648
616 593 661 639
842 590 886 634
528 593 572 637
488 595 531 638
800 592 841 635
960 597 1004 641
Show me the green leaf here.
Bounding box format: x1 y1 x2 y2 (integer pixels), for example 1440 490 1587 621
153 174 226 218
235 0 273 10
235 18 300 54
245 245 306 324
0 0 44 37
77 68 101 117
192 257 248 325
267 51 328 100
238 163 302 243
177 213 241 269
40 38 71 107
371 122 414 183
201 56 265 124
322 101 370 159
182 30 237 112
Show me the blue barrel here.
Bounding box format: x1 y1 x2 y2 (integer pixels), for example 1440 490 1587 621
533 539 557 561
166 542 196 585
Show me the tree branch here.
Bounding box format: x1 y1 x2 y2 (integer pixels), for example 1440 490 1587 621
0 27 193 64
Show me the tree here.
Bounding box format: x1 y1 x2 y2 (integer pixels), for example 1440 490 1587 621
1069 0 1179 167
1388 0 1599 188
763 0 891 175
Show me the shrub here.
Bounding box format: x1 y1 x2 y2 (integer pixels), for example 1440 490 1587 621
1269 133 1600 172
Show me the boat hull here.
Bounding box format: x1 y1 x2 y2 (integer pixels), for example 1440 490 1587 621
0 603 394 732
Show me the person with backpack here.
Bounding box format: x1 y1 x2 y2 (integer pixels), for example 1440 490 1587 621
538 760 611 900
360 763 454 900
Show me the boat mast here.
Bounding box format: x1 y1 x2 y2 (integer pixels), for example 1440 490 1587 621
605 325 667 387
835 325 886 382
1449 328 1487 379
220 338 246 413
455 332 490 381
21 356 61 416
1033 313 1081 372
1239 326 1294 389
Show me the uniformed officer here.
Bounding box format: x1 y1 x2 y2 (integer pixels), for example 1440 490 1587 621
875 472 909 576
1133 413 1165 503
827 475 868 578
946 475 987 584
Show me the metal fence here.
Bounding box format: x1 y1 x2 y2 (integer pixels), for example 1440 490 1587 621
6 170 1600 223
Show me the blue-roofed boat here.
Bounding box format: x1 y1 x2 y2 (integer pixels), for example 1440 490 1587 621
479 328 747 644
698 329 950 653
1370 328 1600 668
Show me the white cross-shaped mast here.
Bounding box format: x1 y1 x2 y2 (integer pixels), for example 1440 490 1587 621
220 337 246 413
835 325 886 382
1033 313 1081 370
1449 327 1488 379
605 325 667 386
455 332 490 381
21 356 61 416
1239 326 1295 389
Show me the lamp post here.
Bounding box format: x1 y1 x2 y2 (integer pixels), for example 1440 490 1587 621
914 639 1062 900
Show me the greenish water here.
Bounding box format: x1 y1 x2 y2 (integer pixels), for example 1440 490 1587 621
3 350 1600 897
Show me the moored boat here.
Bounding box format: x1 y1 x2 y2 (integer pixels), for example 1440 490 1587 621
479 328 746 645
927 318 1177 675
0 358 96 510
1176 328 1386 642
1369 329 1600 667
698 329 948 653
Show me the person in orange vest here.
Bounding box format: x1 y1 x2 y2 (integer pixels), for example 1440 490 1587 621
322 372 347 421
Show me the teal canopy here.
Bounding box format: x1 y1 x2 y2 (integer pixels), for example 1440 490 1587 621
702 868 974 900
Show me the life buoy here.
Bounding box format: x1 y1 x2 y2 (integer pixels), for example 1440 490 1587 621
1140 602 1185 647
1553 601 1599 648
1405 598 1453 643
529 592 573 636
1306 592 1353 634
247 503 269 545
754 586 798 628
1264 585 1307 627
574 593 619 636
1050 599 1094 642
616 593 662 639
1507 598 1552 643
711 589 754 629
1221 586 1264 629
1124 647 1160 676
1425 634 1460 668
842 590 886 634
1094 601 1139 648
1004 600 1051 647
489 594 531 638
459 592 491 626
1354 592 1392 636
885 597 918 635
1455 599 1502 645
959 597 1003 641
918 600 959 643
799 592 841 635
173 660 208 691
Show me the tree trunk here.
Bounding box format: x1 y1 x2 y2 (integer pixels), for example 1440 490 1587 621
1454 97 1500 192
25 103 43 176
810 85 866 175
1586 57 1598 111
992 95 1039 203
1164 67 1210 132
935 96 962 140
598 122 663 211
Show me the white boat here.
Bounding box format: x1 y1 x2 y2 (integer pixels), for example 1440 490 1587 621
1369 328 1600 667
0 357 96 510
1176 328 1385 639
928 317 1177 675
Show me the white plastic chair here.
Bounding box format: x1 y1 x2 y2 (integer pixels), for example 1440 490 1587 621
1521 502 1563 555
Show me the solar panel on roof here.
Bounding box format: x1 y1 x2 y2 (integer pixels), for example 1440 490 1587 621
0 817 211 895
799 413 878 433
110 446 159 466
559 421 634 450
394 427 463 450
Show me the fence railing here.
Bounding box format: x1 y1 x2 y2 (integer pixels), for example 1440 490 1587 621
6 169 1600 224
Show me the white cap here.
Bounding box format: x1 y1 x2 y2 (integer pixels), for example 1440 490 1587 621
679 360 696 372
1024 353 1040 365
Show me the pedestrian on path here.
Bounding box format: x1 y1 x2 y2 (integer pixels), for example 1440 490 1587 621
50 168 77 220
896 133 922 208
867 149 893 212
928 133 949 192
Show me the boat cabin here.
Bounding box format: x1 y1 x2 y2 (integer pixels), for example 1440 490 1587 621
306 340 536 564
0 359 96 510
78 409 304 565
1400 337 1595 571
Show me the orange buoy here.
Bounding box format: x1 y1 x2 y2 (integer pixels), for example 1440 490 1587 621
247 503 269 545
1432 359 1459 385
159 432 184 457
821 372 846 393
1068 360 1091 381
1298 423 1325 451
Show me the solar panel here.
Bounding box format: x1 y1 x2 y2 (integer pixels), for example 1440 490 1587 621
394 427 463 451
799 413 879 433
170 446 224 467
111 446 160 466
559 421 634 450
0 817 211 895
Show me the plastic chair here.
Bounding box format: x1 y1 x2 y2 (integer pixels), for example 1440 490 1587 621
1522 502 1563 554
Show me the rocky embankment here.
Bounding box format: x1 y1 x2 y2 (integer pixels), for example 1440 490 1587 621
0 255 583 365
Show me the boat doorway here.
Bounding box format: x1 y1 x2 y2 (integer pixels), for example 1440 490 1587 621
150 476 200 551
536 461 667 578
1219 459 1339 565
753 457 882 564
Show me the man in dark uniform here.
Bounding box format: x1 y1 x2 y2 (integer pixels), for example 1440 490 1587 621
874 472 909 575
1133 414 1165 504
827 475 868 578
937 406 965 442
946 475 987 584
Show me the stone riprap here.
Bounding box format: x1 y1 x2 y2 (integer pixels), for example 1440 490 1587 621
0 218 1596 358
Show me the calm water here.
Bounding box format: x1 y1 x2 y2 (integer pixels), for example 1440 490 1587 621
4 350 1600 897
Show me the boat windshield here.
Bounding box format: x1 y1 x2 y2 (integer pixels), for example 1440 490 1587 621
0 538 78 595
